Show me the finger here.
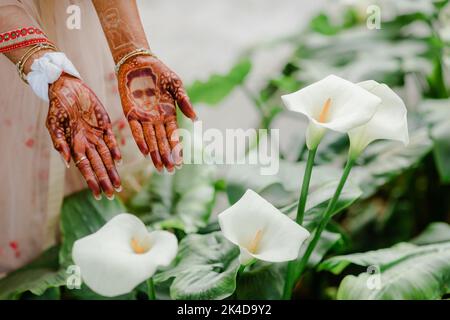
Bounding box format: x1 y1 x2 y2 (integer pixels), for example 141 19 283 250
75 153 101 200
129 119 149 156
154 123 174 172
142 122 164 172
48 127 71 167
174 88 197 121
96 140 122 192
165 118 183 166
104 127 122 164
86 147 115 199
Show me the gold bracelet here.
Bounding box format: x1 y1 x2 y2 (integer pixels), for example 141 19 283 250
114 48 156 75
16 42 58 84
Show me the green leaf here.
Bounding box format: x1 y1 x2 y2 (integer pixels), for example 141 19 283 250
352 128 433 198
319 223 450 300
420 99 450 183
226 160 362 211
235 262 286 300
411 222 450 245
187 58 252 105
129 164 216 233
154 232 240 300
59 189 126 267
310 13 341 35
0 246 66 300
335 243 450 300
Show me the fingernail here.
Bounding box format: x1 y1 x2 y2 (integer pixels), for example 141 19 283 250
61 156 70 169
114 186 123 193
94 194 102 201
106 194 115 201
115 159 123 166
192 116 199 122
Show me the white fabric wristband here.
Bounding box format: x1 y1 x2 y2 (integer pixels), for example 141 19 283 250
26 52 81 102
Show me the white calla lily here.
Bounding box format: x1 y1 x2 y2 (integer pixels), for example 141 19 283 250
281 74 382 149
348 80 409 158
72 213 178 297
218 189 310 264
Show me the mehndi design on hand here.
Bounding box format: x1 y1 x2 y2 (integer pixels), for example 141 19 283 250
117 55 197 172
47 73 122 199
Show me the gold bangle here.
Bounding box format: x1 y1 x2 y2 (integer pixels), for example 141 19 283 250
114 48 156 75
16 43 58 84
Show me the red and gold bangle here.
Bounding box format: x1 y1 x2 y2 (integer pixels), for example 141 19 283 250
0 27 48 54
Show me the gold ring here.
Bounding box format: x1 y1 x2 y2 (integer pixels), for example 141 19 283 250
75 156 88 166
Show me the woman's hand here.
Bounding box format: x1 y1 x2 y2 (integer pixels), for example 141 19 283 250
117 55 197 172
47 73 122 200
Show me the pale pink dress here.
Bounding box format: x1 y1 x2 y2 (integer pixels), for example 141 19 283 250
0 0 137 273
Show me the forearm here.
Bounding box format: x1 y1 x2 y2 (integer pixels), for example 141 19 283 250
92 0 149 63
1 5 56 74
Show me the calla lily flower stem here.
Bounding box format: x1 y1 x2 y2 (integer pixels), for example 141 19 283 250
283 156 356 299
283 147 317 299
147 278 156 300
296 148 318 224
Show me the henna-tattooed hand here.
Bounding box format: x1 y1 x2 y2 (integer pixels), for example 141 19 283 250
117 55 197 172
47 73 122 200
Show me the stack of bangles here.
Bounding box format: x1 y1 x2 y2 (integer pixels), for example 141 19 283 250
0 27 57 83
16 42 58 83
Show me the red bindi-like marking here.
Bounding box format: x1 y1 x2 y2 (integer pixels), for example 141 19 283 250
9 241 19 250
25 138 35 148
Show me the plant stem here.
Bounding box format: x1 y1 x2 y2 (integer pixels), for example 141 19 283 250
296 148 317 224
283 157 355 299
283 148 317 299
147 278 156 300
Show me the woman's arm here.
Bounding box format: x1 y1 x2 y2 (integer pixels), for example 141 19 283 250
0 5 53 73
1 5 122 200
92 0 149 63
93 0 197 172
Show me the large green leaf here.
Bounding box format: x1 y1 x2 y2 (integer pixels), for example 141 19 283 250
319 223 450 299
187 58 252 105
128 164 216 233
420 99 450 183
226 160 362 210
235 262 286 300
351 128 433 198
335 243 450 300
411 222 450 245
59 189 126 267
0 246 66 300
154 232 240 300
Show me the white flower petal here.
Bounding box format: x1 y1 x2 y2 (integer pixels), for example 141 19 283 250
72 213 178 297
281 74 381 133
218 189 310 263
348 80 409 155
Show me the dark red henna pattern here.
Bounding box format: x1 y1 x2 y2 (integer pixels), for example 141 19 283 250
46 73 122 199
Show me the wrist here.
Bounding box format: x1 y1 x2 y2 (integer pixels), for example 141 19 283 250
22 48 56 74
114 47 156 75
113 43 151 65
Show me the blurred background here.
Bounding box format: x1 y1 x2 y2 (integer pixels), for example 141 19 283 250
137 0 325 151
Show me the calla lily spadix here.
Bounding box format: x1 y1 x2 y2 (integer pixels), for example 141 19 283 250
72 213 178 297
218 189 310 265
348 80 409 158
281 74 382 150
